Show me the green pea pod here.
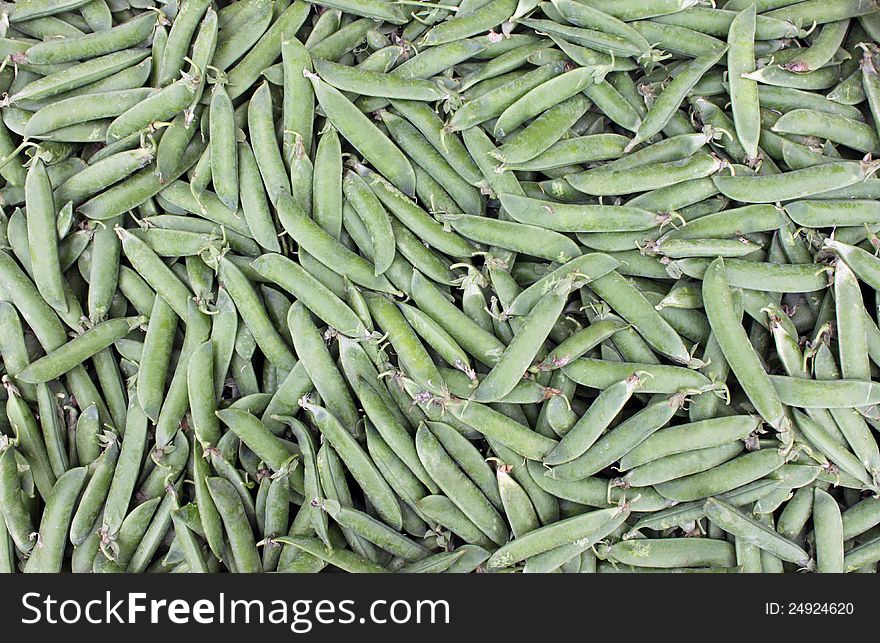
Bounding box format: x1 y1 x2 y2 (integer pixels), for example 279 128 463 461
24 467 88 573
308 74 416 197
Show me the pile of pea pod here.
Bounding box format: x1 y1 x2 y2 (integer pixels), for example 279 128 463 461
6 0 880 575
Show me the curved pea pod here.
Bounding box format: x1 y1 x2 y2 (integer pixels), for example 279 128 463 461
562 358 711 393
421 0 517 46
567 152 724 197
824 238 880 293
381 111 483 216
771 376 880 408
217 255 297 373
23 466 89 573
183 341 218 447
446 370 549 405
0 445 35 554
416 495 494 549
34 382 67 480
25 158 66 313
132 228 234 262
409 271 505 367
287 302 360 431
621 441 745 488
211 4 271 72
276 535 389 573
399 304 473 378
425 421 502 512
653 237 762 259
603 537 736 568
812 487 844 574
100 395 150 539
503 133 630 171
343 170 395 275
473 284 569 403
547 394 681 481
245 82 290 208
215 408 292 476
305 12 372 59
6 388 57 501
704 497 812 568
665 204 787 240
0 301 37 402
221 0 311 100
792 410 876 490
628 475 779 534
517 17 645 58
442 213 579 263
208 84 238 211
355 383 434 496
621 415 761 471
24 88 158 138
529 319 629 373
487 505 630 569
136 296 177 422
773 108 880 155
273 417 327 546
448 62 565 132
75 137 206 221
73 401 101 467
16 316 141 384
701 258 788 433
726 5 761 160
552 0 652 51
654 449 786 503
276 192 400 296
363 292 444 394
314 58 445 101
9 49 151 104
682 257 830 292
389 99 483 187
307 73 415 197
589 270 693 365
302 401 403 531
25 476 88 573
545 375 643 466
786 199 880 227
106 72 198 142
160 307 215 433
279 37 315 161
493 69 597 139
498 193 660 233
415 425 508 546
713 160 878 202
206 477 262 574
69 438 119 548
118 226 194 317
497 466 539 539
250 253 366 339
440 394 558 462
155 0 211 86
505 256 619 319
24 11 156 64
8 0 92 22
356 165 475 259
627 46 727 150
321 499 430 563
